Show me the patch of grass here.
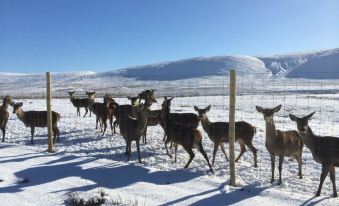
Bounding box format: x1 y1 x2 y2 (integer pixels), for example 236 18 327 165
67 188 138 206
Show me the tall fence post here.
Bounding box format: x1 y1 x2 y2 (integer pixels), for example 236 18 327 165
229 69 236 186
46 72 53 152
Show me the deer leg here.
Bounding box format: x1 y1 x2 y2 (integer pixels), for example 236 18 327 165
219 143 229 161
1 128 5 142
109 115 113 135
198 141 213 173
136 139 142 163
295 154 302 179
174 143 178 163
183 146 195 169
77 107 80 117
30 126 35 144
142 127 147 144
270 153 275 183
83 107 88 117
127 141 131 161
113 119 118 134
245 142 258 167
89 108 92 117
212 143 219 165
278 155 284 185
52 127 57 143
101 118 107 136
235 142 246 163
329 165 337 197
165 136 172 159
317 163 331 196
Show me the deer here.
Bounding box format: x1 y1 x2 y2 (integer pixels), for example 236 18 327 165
290 112 339 197
68 91 95 117
103 93 119 134
161 97 213 173
0 95 14 142
194 105 258 167
138 89 157 108
12 102 60 144
119 104 150 163
116 96 141 129
89 94 117 136
256 105 303 185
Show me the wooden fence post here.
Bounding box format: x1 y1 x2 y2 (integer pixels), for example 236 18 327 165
229 69 236 186
46 72 53 152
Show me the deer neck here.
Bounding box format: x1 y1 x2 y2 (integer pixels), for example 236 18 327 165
264 119 278 143
200 116 212 134
136 110 148 132
1 102 9 111
15 109 25 122
300 126 316 151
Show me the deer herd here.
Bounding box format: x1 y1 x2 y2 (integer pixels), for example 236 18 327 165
1 90 339 198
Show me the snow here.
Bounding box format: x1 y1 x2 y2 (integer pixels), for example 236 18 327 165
1 92 339 205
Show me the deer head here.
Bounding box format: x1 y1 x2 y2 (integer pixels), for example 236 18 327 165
194 105 211 120
256 105 282 122
289 112 316 134
13 102 23 114
127 96 140 106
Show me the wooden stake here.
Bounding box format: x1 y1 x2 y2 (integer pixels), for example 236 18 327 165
229 69 236 186
46 72 53 152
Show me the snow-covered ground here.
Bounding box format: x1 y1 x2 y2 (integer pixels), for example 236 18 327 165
1 92 339 205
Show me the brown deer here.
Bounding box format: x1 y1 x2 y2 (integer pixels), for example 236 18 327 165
68 91 95 117
103 93 119 134
0 95 14 142
116 96 141 129
161 97 213 173
138 89 157 108
256 105 303 184
290 112 339 197
13 102 60 144
89 94 117 136
138 89 160 144
119 104 149 163
194 105 257 167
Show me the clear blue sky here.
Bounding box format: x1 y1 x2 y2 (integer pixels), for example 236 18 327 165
0 0 338 73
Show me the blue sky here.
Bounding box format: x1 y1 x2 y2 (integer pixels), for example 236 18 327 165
0 0 338 73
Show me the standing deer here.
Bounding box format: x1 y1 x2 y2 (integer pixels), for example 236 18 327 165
194 105 257 167
89 94 117 136
68 91 95 117
13 102 60 144
0 95 14 142
103 93 119 134
119 104 149 163
116 96 141 128
290 112 339 197
161 97 213 173
138 89 159 144
256 105 303 184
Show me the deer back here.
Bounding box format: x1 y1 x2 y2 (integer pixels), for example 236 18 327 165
22 111 60 127
169 113 199 128
267 130 302 156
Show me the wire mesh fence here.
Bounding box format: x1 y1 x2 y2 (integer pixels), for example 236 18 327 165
1 71 339 199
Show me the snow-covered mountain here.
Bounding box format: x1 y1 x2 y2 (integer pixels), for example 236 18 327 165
0 48 338 97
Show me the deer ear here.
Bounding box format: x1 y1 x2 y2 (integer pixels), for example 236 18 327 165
163 96 167 100
169 97 174 101
306 111 316 119
18 102 23 107
289 114 298 121
194 106 199 111
206 105 211 111
273 105 282 113
127 96 132 100
256 106 264 113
